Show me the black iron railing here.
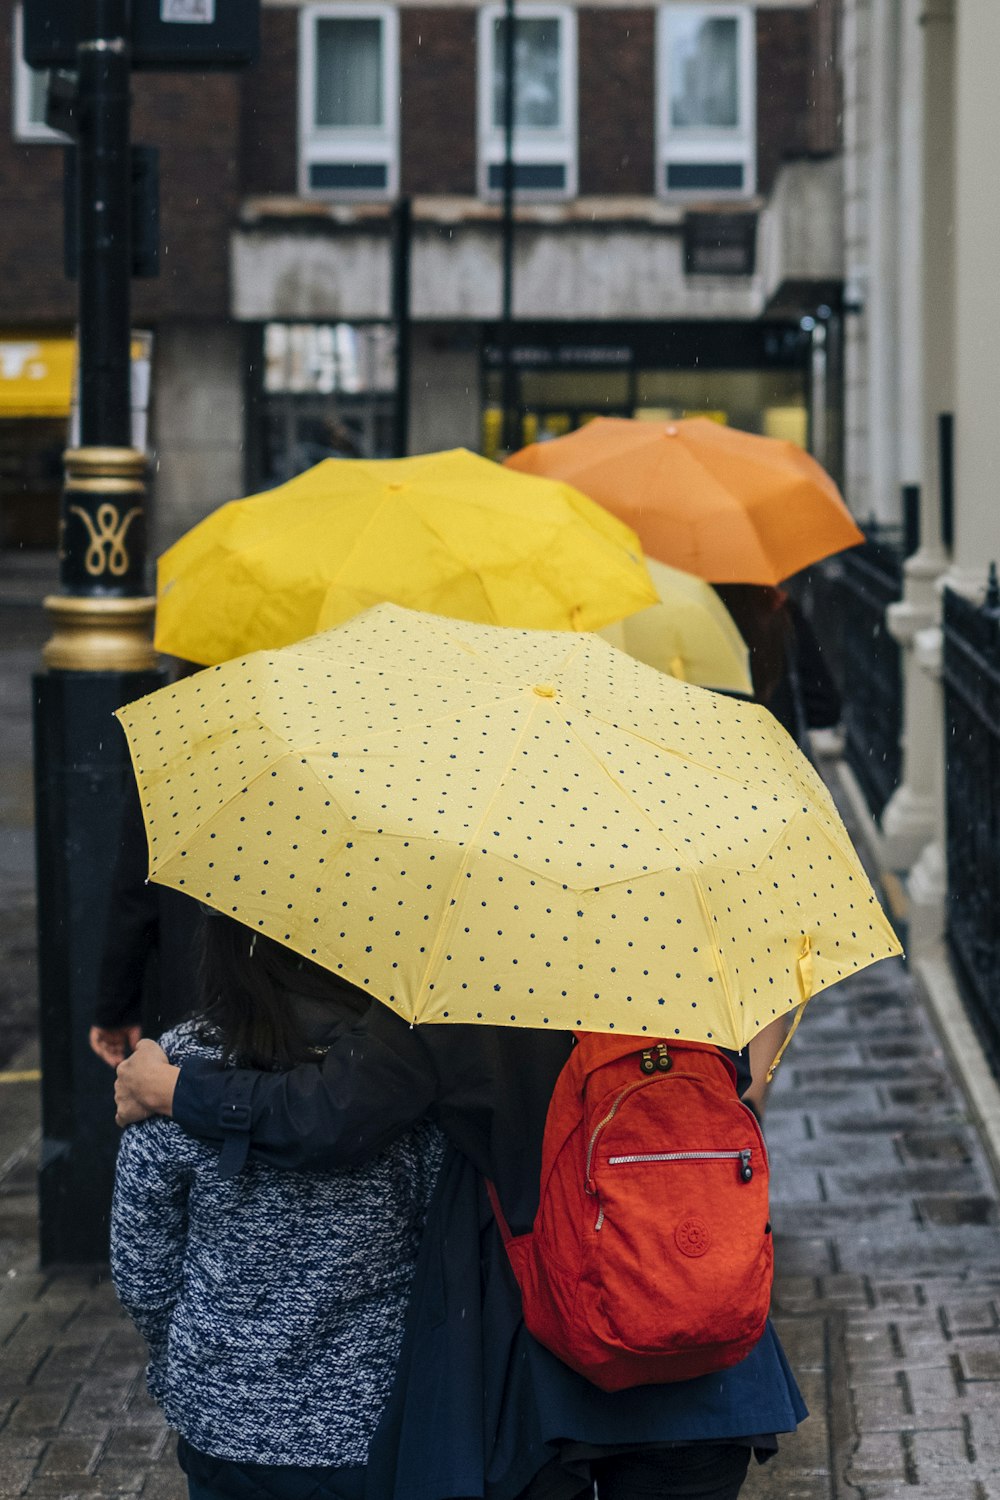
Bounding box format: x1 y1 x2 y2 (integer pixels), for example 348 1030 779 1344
797 528 904 821
840 531 904 820
943 574 1000 1077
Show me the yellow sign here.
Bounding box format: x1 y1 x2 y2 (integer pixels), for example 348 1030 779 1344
0 336 75 417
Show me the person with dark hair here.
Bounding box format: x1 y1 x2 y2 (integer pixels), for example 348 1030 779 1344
115 964 806 1500
91 659 206 1069
89 775 204 1067
713 584 841 1118
110 912 444 1500
712 585 841 748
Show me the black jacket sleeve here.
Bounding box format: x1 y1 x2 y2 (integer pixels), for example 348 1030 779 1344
172 998 574 1208
94 778 157 1029
173 1002 442 1179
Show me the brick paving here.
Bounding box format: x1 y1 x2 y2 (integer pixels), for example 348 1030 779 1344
1 587 999 1498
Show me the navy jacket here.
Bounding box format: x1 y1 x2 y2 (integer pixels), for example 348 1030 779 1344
173 998 805 1500
95 776 203 1035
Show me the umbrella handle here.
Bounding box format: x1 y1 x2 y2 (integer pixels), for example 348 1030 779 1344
764 935 813 1082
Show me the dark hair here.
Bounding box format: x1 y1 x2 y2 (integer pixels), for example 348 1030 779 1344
197 913 368 1070
712 584 793 707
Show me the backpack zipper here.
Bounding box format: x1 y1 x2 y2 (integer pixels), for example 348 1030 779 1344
608 1148 755 1182
585 1078 658 1230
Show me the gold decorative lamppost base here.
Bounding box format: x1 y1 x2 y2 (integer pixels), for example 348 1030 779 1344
42 593 157 673
43 444 157 673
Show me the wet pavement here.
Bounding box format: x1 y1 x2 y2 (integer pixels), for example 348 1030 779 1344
1 572 999 1498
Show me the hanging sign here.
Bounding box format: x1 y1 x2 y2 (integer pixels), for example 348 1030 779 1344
22 0 258 70
161 0 216 21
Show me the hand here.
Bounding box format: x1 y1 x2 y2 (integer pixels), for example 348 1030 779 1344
115 1039 180 1127
89 1024 141 1068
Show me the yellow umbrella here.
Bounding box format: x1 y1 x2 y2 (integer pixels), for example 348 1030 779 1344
119 605 900 1048
598 559 752 693
154 448 657 665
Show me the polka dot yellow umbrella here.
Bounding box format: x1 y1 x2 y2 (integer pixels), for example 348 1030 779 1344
154 448 657 666
116 604 900 1052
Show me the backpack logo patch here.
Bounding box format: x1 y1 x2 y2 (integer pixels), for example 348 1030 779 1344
675 1215 711 1257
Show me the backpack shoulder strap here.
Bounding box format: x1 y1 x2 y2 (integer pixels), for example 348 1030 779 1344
484 1178 513 1245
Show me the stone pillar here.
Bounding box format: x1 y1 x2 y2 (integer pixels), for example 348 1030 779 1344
151 321 246 556
895 0 924 490
840 0 872 516
942 0 1000 600
907 0 1000 951
864 0 901 523
882 0 953 877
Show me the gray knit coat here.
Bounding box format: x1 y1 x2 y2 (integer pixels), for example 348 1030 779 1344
111 1021 444 1468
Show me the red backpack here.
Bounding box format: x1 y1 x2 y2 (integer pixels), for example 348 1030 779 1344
487 1035 772 1392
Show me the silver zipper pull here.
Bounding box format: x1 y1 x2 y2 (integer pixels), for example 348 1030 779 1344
739 1150 753 1182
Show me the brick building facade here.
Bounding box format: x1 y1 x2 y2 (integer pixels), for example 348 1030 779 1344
0 0 843 555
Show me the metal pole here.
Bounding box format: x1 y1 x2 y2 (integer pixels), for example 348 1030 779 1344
77 0 131 450
34 0 162 1266
499 0 517 455
391 196 412 459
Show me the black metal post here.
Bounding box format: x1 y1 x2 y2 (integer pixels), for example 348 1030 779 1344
938 411 954 553
391 196 412 459
33 0 162 1266
499 0 517 455
902 483 921 558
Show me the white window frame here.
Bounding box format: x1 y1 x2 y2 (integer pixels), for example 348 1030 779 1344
656 3 755 200
11 6 65 144
298 3 399 200
477 4 577 201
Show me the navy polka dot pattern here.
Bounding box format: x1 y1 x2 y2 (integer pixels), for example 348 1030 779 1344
116 604 902 1046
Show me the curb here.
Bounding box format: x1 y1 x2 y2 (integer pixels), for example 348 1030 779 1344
0 1038 41 1188
913 944 1000 1189
823 755 1000 1193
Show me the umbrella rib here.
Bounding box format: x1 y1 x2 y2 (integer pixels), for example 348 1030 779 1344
573 704 757 789
562 717 741 1034
325 489 401 595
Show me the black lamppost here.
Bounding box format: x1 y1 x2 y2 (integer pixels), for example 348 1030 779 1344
25 0 260 1267
33 0 162 1265
499 0 518 455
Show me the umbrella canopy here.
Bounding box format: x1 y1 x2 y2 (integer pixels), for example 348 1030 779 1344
505 417 864 585
154 448 657 665
118 605 900 1048
598 558 752 694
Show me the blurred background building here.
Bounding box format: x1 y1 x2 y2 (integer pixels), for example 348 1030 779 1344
0 0 840 555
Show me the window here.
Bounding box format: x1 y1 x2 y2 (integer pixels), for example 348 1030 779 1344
251 323 398 485
299 4 398 198
657 5 755 197
478 5 577 198
11 6 65 143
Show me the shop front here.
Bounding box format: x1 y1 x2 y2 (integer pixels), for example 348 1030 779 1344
244 320 398 491
0 333 74 549
481 320 818 463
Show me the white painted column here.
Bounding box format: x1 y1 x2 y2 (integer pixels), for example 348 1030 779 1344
894 0 924 491
882 0 954 879
840 0 872 517
864 0 901 524
943 0 1000 599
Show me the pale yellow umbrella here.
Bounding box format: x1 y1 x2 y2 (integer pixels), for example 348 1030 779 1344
118 605 901 1049
154 448 657 665
598 558 752 693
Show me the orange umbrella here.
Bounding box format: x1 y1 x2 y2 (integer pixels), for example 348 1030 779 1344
505 417 864 585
